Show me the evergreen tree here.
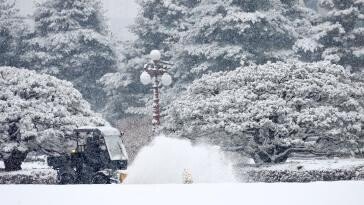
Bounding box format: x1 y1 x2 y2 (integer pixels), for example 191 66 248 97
0 67 106 171
295 0 364 72
101 0 314 119
164 61 364 163
100 0 200 119
170 0 314 88
22 0 117 108
0 0 28 67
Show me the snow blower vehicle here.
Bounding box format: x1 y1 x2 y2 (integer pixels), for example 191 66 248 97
47 127 128 184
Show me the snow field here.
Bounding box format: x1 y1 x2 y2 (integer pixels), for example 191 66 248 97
1 182 364 205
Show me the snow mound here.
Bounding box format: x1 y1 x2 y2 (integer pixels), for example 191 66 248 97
125 136 236 184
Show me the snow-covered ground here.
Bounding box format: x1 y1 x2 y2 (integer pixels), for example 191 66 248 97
1 182 363 205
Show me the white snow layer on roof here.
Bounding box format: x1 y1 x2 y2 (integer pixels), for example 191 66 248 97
97 126 121 136
77 126 121 136
0 182 363 205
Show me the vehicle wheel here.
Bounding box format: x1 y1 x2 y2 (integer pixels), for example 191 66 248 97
59 172 75 184
92 173 110 184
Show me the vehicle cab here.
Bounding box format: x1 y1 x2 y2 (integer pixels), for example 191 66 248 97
48 126 129 184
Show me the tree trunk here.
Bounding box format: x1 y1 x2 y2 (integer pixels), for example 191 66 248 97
252 149 290 164
4 150 27 172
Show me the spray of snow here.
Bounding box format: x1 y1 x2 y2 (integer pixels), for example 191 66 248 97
125 135 237 184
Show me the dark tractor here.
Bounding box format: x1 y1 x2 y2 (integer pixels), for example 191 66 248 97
47 127 128 184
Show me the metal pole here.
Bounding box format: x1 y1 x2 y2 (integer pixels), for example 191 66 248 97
142 52 169 134
152 75 161 127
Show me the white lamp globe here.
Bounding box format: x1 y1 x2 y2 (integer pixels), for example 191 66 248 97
161 73 173 86
140 71 152 85
150 50 161 61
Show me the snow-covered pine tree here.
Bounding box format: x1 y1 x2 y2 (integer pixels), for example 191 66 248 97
164 61 364 163
170 0 314 88
0 67 107 171
100 0 200 119
304 0 319 10
22 0 117 108
295 0 364 72
0 0 28 67
101 0 314 119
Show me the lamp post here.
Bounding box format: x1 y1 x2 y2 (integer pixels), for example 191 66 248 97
140 50 173 131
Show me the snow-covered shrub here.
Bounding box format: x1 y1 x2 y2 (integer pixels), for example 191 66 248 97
245 169 360 183
0 67 107 171
0 160 57 184
164 61 364 163
0 169 57 184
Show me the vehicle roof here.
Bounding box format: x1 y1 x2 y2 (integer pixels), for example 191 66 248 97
75 126 121 136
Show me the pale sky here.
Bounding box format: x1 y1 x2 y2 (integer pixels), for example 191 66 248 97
15 0 139 40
